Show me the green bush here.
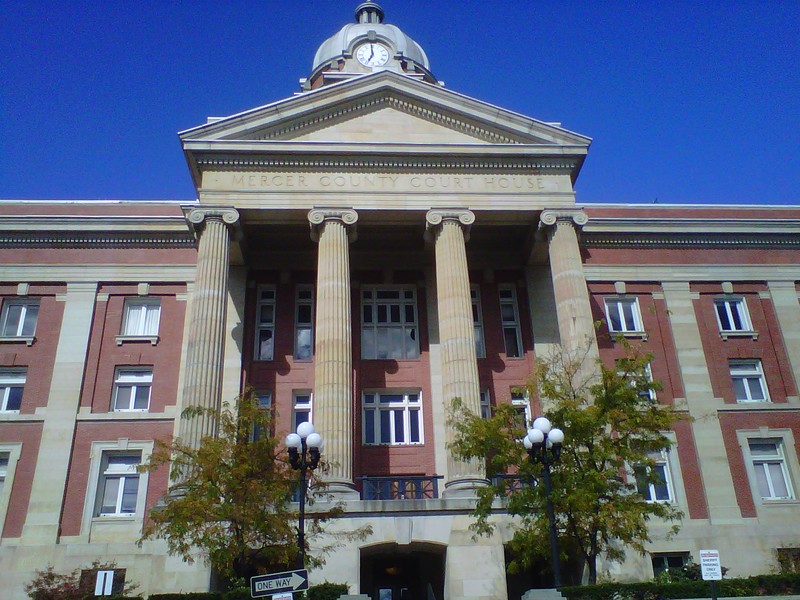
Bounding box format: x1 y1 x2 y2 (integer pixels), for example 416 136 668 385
306 582 350 600
560 572 800 600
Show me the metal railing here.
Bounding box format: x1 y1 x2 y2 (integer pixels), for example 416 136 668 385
491 474 535 495
359 475 443 500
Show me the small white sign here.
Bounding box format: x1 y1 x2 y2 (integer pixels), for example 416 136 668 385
699 549 722 581
273 593 293 600
94 570 114 595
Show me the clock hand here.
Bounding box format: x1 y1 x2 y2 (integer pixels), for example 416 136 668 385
369 44 374 61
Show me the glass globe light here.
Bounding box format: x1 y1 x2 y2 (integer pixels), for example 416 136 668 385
297 421 315 439
285 433 302 449
306 432 323 449
549 428 564 444
527 428 545 445
532 417 552 433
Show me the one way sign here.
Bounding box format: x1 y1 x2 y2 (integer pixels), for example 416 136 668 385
251 569 309 598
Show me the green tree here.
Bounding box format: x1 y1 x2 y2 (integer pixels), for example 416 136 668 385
140 390 367 585
449 342 684 584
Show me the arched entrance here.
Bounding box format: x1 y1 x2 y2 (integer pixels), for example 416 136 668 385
360 543 445 600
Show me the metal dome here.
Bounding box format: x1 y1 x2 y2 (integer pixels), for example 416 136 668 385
310 1 430 75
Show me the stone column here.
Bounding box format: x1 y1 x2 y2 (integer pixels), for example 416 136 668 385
309 208 359 497
179 207 239 447
426 209 486 494
539 209 599 360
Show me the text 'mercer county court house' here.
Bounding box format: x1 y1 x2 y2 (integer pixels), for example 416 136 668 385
1 2 799 599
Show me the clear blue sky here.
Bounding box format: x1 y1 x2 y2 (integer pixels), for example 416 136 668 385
1 1 798 205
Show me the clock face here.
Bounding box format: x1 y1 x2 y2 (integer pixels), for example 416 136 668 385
356 43 390 67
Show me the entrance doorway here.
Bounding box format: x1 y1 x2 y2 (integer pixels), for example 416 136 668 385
361 543 445 600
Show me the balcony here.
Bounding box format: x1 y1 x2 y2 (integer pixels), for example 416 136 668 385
359 475 443 500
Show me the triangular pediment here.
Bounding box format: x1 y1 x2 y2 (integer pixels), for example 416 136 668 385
180 71 591 147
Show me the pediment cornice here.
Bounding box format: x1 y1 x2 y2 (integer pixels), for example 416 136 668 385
181 72 590 147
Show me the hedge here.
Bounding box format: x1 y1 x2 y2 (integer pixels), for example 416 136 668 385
560 573 800 600
147 582 349 600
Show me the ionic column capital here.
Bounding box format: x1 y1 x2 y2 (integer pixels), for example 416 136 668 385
187 207 240 228
425 209 475 242
308 208 359 243
539 209 588 231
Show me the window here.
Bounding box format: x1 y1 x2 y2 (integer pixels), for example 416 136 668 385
294 286 314 360
253 392 272 441
255 287 276 361
363 391 422 445
292 391 312 431
472 287 485 358
651 552 690 578
499 285 522 358
0 369 25 412
635 451 673 502
620 362 656 402
715 297 752 333
96 453 141 516
361 288 419 360
511 390 531 427
730 360 769 402
121 298 161 336
0 454 7 498
112 368 152 411
0 299 38 337
480 389 492 419
749 440 794 500
605 297 643 334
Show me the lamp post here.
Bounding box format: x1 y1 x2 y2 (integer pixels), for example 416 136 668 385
285 422 323 569
523 416 565 588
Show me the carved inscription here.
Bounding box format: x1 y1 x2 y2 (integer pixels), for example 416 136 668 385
207 173 562 193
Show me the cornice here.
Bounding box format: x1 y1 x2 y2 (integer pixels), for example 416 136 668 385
582 217 800 248
582 232 800 249
0 214 195 249
583 264 800 282
192 152 581 174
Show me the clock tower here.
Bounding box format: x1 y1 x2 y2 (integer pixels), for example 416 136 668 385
302 1 439 90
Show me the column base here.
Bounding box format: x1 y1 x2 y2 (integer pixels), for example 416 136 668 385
442 477 489 498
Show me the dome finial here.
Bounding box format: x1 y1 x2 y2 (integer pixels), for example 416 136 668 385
355 1 384 24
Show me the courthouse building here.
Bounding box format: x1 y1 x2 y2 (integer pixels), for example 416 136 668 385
1 2 800 599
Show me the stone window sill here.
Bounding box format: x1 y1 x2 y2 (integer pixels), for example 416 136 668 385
0 336 35 346
720 330 759 340
611 330 648 341
115 335 159 346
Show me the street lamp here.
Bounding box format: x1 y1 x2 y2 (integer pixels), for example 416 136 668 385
285 421 323 569
523 416 565 588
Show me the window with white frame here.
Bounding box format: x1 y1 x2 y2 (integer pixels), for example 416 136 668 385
96 453 141 516
292 391 312 431
361 288 419 360
294 286 314 361
634 451 673 502
112 368 152 411
121 298 161 336
0 299 39 337
362 391 422 445
730 360 769 403
620 361 656 402
255 287 276 361
0 454 7 498
714 297 752 333
511 390 531 427
499 285 522 358
0 369 25 412
472 287 485 358
605 297 644 334
651 552 690 578
480 389 492 419
749 439 794 500
252 391 272 442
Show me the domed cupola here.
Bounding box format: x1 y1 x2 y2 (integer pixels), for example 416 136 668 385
301 1 439 90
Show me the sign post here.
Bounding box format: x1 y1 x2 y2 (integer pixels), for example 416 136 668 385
699 549 722 600
250 569 309 598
